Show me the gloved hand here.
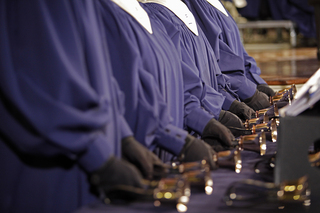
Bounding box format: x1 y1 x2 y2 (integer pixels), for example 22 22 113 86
219 110 248 138
90 156 143 196
243 90 270 111
121 136 165 180
229 100 256 121
257 84 275 97
179 134 218 170
201 118 235 150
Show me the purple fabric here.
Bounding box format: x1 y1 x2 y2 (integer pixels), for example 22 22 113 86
142 2 240 111
0 0 132 212
182 0 265 100
98 0 189 159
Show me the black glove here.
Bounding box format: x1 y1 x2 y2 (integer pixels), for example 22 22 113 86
229 100 256 121
257 84 275 97
219 110 252 138
179 135 218 170
121 136 165 180
243 90 270 111
201 118 235 150
90 156 143 196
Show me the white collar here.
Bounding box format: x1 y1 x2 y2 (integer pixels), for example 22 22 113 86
206 0 229 16
111 0 153 34
141 0 198 36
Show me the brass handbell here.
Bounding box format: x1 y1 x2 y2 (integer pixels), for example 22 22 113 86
308 151 320 167
233 147 242 174
272 93 284 102
170 160 213 195
264 103 280 126
153 175 191 212
244 113 269 128
270 94 292 105
256 107 271 117
277 175 310 206
217 146 242 174
270 119 277 142
274 102 279 117
275 84 297 100
250 119 277 142
257 102 278 118
224 175 310 208
270 84 297 105
103 175 191 212
238 131 266 156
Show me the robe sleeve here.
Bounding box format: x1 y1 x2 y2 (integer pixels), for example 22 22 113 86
243 48 267 85
218 42 257 100
181 57 226 133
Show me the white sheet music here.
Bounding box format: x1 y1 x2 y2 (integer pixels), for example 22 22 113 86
280 68 320 116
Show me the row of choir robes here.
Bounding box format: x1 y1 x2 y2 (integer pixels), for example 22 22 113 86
98 0 231 161
0 1 133 212
182 0 266 101
141 0 239 111
98 0 188 161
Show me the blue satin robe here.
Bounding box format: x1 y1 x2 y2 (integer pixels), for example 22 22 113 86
98 0 189 159
183 0 265 100
99 0 226 155
0 1 132 212
141 2 239 110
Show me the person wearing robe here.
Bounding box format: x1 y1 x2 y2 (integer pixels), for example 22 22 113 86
181 0 275 99
0 1 164 212
139 0 270 122
97 0 234 156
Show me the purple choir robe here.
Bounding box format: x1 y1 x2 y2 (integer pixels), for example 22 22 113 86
0 1 132 212
183 0 266 100
98 0 188 161
142 2 239 111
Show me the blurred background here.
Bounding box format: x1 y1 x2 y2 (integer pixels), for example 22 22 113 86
222 0 320 91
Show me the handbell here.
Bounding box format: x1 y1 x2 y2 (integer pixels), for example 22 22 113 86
170 160 213 195
244 113 269 128
234 147 242 173
308 151 320 167
103 175 191 212
270 119 277 142
252 118 277 133
277 175 310 206
275 84 297 100
238 132 266 156
217 147 242 173
154 175 191 212
272 93 285 102
256 107 271 117
224 175 310 208
250 119 277 142
266 103 280 126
